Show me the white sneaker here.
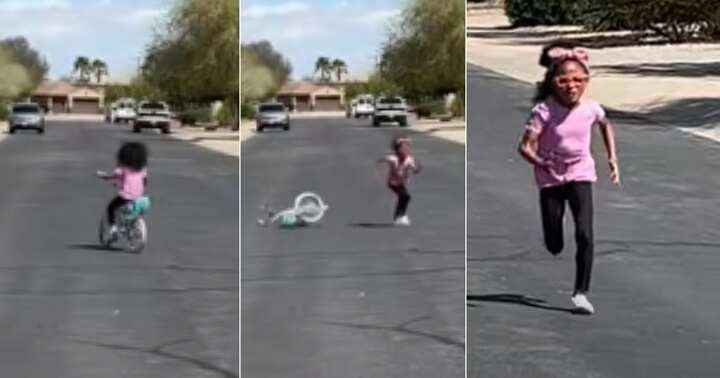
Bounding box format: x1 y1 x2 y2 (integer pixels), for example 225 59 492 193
394 215 411 226
571 293 594 314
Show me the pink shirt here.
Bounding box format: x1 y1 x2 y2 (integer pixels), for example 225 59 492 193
386 154 417 186
114 167 147 200
526 97 606 188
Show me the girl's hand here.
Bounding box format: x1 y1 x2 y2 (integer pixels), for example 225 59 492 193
609 159 620 185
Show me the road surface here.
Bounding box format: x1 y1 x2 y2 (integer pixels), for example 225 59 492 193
0 120 238 377
241 116 465 377
468 65 720 378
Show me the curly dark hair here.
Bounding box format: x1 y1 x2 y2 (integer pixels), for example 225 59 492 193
391 135 411 153
116 142 149 171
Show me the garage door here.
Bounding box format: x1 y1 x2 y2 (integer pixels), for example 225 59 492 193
72 99 99 114
52 98 67 113
314 96 341 111
296 96 311 112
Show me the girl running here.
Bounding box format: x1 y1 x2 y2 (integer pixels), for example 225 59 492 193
379 136 421 226
518 46 620 314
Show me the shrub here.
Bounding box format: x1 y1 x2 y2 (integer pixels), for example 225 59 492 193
415 100 446 119
451 95 464 118
504 0 584 27
0 100 8 121
240 102 256 119
216 100 237 126
178 107 212 126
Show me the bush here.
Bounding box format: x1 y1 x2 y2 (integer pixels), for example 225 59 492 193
240 102 256 119
505 0 585 27
216 99 237 126
178 107 212 126
581 0 718 42
415 100 446 119
451 95 464 118
0 100 8 121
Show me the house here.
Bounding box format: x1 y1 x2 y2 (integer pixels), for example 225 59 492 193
31 81 105 114
276 81 344 112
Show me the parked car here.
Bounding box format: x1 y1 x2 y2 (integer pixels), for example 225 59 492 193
354 96 374 118
255 103 290 132
108 99 136 123
134 101 171 134
8 102 45 134
372 96 408 127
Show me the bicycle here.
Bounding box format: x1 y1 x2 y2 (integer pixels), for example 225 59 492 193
96 170 150 252
257 192 329 227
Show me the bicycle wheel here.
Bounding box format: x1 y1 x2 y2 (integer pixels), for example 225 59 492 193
294 192 327 223
126 218 147 253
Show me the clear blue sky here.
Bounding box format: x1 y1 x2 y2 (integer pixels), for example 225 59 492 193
241 0 407 80
0 0 171 82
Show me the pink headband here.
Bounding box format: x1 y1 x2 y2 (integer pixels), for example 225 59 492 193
547 47 590 73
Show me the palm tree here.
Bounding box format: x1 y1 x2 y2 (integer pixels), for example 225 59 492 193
330 59 348 82
73 56 91 82
91 59 109 83
314 56 331 82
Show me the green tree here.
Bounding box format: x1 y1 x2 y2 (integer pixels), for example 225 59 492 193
378 0 464 100
0 37 48 94
314 56 332 82
91 59 109 83
330 58 348 82
73 56 91 82
241 49 276 102
0 47 30 100
242 40 292 92
142 0 239 105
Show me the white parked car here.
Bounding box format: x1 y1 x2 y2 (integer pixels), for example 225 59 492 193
354 96 374 118
372 96 408 127
134 101 172 134
108 99 136 123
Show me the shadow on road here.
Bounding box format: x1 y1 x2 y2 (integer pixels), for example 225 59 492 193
467 294 587 315
349 222 397 228
66 243 130 254
606 97 720 129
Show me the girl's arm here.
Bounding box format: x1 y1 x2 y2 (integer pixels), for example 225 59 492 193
518 130 550 168
597 117 620 185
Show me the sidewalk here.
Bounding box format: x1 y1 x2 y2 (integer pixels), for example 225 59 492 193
0 121 7 143
468 8 720 142
171 125 238 157
410 116 465 145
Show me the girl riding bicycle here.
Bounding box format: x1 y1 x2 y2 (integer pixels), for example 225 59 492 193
98 142 149 236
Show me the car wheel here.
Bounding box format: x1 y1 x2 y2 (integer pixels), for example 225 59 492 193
283 124 290 131
161 126 170 134
399 119 408 127
133 126 141 133
37 128 45 134
8 127 15 134
372 119 380 127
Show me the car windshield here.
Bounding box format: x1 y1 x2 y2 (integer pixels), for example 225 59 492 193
12 105 40 114
259 104 285 112
379 98 402 104
141 103 166 110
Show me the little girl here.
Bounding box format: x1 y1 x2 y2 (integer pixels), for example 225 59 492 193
518 46 620 314
379 136 421 226
98 142 149 234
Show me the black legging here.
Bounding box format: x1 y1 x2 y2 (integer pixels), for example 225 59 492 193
107 196 130 225
389 183 411 219
539 181 594 294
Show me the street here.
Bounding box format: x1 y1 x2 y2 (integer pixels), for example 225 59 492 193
0 120 238 377
241 116 464 377
468 65 720 378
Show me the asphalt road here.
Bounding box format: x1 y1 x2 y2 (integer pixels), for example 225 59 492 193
241 116 465 377
0 120 238 377
468 65 720 378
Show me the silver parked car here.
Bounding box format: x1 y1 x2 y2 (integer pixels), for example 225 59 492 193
9 103 45 134
256 103 289 132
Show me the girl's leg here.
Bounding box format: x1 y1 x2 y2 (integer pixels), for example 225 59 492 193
106 196 128 225
539 185 566 255
389 184 411 219
567 181 594 293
